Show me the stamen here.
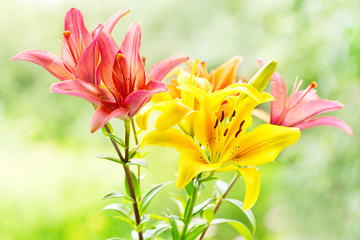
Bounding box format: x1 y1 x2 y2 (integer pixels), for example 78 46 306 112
116 53 125 61
189 59 200 86
63 31 71 37
239 120 245 129
230 111 236 120
223 128 228 136
235 129 241 138
141 56 146 66
310 81 317 88
220 111 225 122
214 119 219 129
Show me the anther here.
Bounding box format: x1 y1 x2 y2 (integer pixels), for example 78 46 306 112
230 111 236 120
239 120 245 129
220 111 225 122
116 53 125 61
63 31 71 37
214 119 219 129
223 128 228 136
235 129 241 138
310 81 317 88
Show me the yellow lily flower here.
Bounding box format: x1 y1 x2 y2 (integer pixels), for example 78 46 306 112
137 59 278 137
141 85 300 210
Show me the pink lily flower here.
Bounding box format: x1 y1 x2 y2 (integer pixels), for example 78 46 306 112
256 59 353 135
51 23 189 132
12 7 130 84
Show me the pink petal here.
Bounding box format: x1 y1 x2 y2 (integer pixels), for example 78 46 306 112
257 58 287 125
282 99 343 127
98 31 122 102
50 79 117 107
293 116 353 135
12 50 73 81
120 23 145 90
104 9 130 33
61 8 92 62
147 54 189 83
91 105 129 133
75 24 103 84
123 80 167 117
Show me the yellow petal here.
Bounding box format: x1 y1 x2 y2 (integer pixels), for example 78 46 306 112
155 99 194 130
238 167 261 210
140 128 205 155
151 92 174 103
177 149 221 188
196 77 212 94
177 84 208 104
225 124 300 166
136 101 171 131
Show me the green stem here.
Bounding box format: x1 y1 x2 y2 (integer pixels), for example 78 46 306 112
180 184 199 240
198 173 240 240
131 118 141 196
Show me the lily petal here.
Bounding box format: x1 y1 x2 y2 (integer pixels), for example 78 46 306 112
123 80 167 117
140 129 205 155
147 54 190 83
293 116 353 135
50 79 117 107
155 100 194 130
75 24 103 84
104 9 130 33
12 50 73 81
62 8 92 62
224 124 300 166
238 167 261 210
282 99 343 127
210 56 242 91
257 59 287 126
177 149 221 189
91 105 129 133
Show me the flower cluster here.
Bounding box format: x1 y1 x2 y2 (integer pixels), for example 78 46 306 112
12 8 352 240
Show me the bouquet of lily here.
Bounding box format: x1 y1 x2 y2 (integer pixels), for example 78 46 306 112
12 8 352 240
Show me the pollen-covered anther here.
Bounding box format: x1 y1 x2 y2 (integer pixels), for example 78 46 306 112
116 53 125 61
63 31 71 37
214 118 219 128
310 81 317 88
230 111 236 120
235 129 241 138
223 128 228 136
220 111 225 122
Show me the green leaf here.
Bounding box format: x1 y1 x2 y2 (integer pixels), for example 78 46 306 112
101 191 134 202
211 218 253 240
136 214 150 232
185 181 195 197
203 208 215 223
185 224 208 240
129 145 140 159
96 154 122 164
102 130 126 148
140 182 171 215
164 214 180 240
192 198 216 216
143 224 172 240
114 216 136 227
102 203 132 218
125 171 140 199
126 158 148 168
170 193 186 217
223 198 256 233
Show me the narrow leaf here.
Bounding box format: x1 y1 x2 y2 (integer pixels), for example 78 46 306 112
140 182 171 215
223 198 256 233
101 191 134 202
102 203 132 218
211 218 253 240
136 214 150 232
97 154 123 164
126 158 149 168
125 171 140 199
185 224 208 240
192 198 216 216
164 214 180 240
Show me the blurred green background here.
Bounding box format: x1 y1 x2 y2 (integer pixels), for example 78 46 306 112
1 0 359 239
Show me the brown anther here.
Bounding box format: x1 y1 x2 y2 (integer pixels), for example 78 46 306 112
63 31 71 37
235 129 241 138
223 128 228 136
141 56 146 66
214 119 219 129
220 111 225 122
230 111 236 120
